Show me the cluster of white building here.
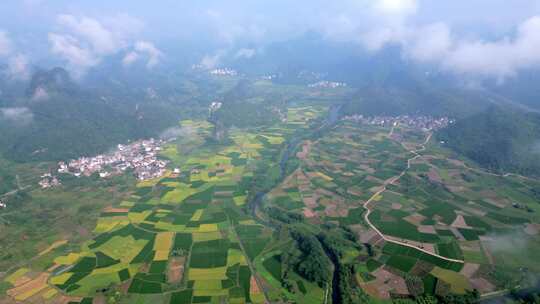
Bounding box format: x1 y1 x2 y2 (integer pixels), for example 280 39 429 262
260 74 277 80
39 173 61 189
210 68 238 76
55 138 169 181
343 115 453 131
209 101 223 115
308 81 347 88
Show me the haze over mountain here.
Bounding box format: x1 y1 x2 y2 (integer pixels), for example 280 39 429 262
0 0 540 171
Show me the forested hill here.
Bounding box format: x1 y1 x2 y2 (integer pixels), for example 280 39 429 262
339 85 494 119
437 105 540 177
0 68 180 162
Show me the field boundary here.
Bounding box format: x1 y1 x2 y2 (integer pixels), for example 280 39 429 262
362 131 465 264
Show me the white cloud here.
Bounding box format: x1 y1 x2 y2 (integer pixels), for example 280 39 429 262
103 13 145 39
48 15 119 75
205 9 267 45
199 50 226 70
122 51 139 67
235 48 256 59
0 30 12 56
134 41 163 68
442 16 540 79
374 0 418 16
57 14 122 55
48 14 161 74
48 33 100 74
122 41 163 69
0 31 31 81
7 54 30 80
32 86 49 101
0 107 34 125
404 23 452 63
349 1 540 80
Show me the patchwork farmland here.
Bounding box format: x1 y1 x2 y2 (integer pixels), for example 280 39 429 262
264 120 540 301
2 106 330 304
2 105 540 303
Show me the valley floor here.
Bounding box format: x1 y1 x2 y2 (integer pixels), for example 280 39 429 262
2 107 540 304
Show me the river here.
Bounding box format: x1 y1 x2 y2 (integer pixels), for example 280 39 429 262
246 103 344 303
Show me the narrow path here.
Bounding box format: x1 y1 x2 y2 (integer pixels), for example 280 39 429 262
388 124 396 137
460 162 535 181
0 185 31 198
362 132 465 264
231 226 270 304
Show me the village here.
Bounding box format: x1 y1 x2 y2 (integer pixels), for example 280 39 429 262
308 80 347 88
342 114 453 131
39 138 170 189
209 68 238 76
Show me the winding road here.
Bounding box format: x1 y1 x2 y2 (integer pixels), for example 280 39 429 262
362 129 465 264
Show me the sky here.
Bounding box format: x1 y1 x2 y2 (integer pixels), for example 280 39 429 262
1 0 540 80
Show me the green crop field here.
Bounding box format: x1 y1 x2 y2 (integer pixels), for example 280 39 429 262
3 83 540 304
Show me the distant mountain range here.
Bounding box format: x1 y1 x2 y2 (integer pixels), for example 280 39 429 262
2 34 540 178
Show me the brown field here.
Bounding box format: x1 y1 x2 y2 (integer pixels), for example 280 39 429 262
302 195 317 208
451 215 471 229
103 206 130 213
417 225 437 234
391 203 402 210
371 234 386 247
470 278 495 293
249 276 261 294
51 295 83 304
11 276 32 287
427 168 442 183
403 213 426 226
361 282 387 299
371 267 409 298
296 141 312 160
316 187 337 197
366 175 384 184
347 187 364 197
92 294 107 304
524 223 540 235
446 185 465 193
214 191 234 197
460 263 480 278
168 257 185 283
7 273 49 301
302 208 316 218
410 261 435 277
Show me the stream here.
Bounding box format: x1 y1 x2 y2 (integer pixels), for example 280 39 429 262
247 103 344 303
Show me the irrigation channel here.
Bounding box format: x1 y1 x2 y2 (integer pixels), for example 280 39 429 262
246 104 344 303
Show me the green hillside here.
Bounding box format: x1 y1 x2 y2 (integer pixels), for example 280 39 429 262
0 68 186 162
437 105 540 176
